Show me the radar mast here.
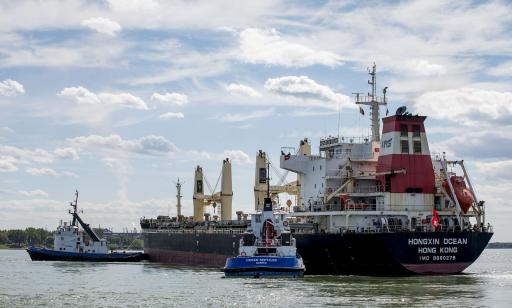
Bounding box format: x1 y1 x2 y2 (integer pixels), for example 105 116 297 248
354 63 388 142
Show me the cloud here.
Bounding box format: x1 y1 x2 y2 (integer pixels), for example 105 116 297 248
54 147 80 160
18 189 48 198
414 88 512 126
0 79 25 96
58 86 148 110
487 61 512 77
264 76 352 109
238 28 343 67
151 92 189 105
0 156 18 172
81 17 122 36
221 109 274 122
0 145 53 164
25 167 78 177
474 160 512 182
26 167 58 176
405 59 446 76
67 134 177 156
222 150 252 164
226 83 261 97
431 130 512 160
159 112 185 120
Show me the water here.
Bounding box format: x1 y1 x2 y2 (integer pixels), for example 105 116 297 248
1 249 511 307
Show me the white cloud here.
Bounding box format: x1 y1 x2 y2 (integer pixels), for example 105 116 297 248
487 61 512 77
151 92 189 105
221 109 274 122
405 59 446 76
67 134 177 156
159 112 185 120
222 150 252 164
81 17 122 36
26 167 58 176
18 189 48 198
0 79 25 96
264 76 352 110
58 86 148 110
0 156 18 172
226 83 261 97
238 28 342 67
414 88 512 126
54 147 80 160
0 146 53 164
25 167 78 177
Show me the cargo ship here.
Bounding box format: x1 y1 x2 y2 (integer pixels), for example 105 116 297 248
141 64 493 275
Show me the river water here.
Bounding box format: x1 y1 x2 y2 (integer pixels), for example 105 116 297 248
1 249 511 307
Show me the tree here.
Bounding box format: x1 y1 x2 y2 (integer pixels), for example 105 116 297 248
0 231 8 245
7 229 26 247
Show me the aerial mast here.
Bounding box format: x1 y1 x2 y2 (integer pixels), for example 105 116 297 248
354 63 388 142
69 190 79 226
176 178 183 217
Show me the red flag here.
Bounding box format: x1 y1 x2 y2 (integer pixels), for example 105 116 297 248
359 106 365 115
431 208 441 231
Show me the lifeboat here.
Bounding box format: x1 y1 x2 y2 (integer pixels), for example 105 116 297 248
444 176 475 214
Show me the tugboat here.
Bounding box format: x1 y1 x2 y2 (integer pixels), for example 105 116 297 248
223 168 305 278
27 191 146 262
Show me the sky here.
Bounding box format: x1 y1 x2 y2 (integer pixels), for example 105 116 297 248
0 0 511 241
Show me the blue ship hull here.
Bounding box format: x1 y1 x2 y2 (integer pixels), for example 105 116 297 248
223 256 305 278
27 247 147 262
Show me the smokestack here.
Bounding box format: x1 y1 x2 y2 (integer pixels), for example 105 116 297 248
254 150 268 211
193 166 204 221
220 158 233 221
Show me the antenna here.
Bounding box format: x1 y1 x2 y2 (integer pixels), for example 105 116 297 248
69 190 79 226
266 161 271 198
354 63 388 142
173 178 184 217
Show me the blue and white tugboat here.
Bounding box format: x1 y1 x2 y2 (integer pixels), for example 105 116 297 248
27 191 145 262
223 191 305 277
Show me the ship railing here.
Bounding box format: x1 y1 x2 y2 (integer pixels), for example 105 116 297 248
251 238 295 247
148 228 246 234
295 202 378 213
340 222 492 234
332 152 376 160
350 185 385 193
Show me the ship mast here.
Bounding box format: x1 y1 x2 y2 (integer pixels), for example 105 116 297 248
70 190 79 226
176 178 183 217
354 63 388 142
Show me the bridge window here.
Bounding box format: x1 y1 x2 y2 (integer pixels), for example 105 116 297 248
412 125 421 137
401 140 409 153
413 141 422 153
400 124 408 137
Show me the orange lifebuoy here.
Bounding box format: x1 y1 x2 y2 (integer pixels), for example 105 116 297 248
240 251 246 257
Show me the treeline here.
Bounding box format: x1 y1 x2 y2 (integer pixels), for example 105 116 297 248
0 228 53 248
487 242 512 249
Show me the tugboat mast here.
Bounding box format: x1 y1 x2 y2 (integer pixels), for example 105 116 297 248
354 63 388 142
69 190 79 226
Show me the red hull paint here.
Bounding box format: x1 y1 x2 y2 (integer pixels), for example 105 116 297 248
402 262 471 274
145 248 228 267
